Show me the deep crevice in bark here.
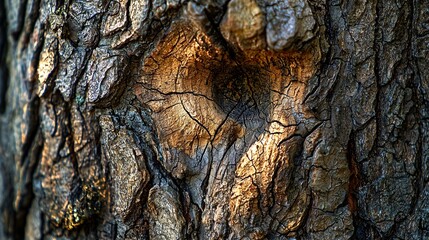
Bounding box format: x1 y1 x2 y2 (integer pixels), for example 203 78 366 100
20 0 41 49
0 0 8 114
14 131 43 240
10 0 28 40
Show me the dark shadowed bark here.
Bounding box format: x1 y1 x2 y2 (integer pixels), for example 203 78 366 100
0 0 428 239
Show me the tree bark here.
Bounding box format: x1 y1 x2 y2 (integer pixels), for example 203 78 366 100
0 0 428 239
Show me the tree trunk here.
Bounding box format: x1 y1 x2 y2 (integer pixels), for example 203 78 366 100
0 0 428 239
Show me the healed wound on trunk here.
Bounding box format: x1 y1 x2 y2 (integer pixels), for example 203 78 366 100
132 1 323 237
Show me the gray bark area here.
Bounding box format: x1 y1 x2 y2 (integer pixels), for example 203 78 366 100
0 0 428 239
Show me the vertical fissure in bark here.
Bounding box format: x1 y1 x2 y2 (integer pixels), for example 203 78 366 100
64 101 80 177
372 0 382 155
0 0 8 114
14 131 43 240
20 0 41 49
353 0 383 238
121 126 152 238
137 133 174 190
27 23 45 84
347 130 361 239
123 0 134 31
321 0 334 70
176 178 193 238
406 0 424 220
9 0 44 233
11 0 28 40
20 96 40 166
2 169 14 238
199 142 214 211
346 131 359 213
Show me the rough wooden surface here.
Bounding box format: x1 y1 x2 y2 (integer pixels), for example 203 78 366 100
0 0 428 239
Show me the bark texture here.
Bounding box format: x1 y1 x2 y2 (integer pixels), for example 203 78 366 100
0 0 428 239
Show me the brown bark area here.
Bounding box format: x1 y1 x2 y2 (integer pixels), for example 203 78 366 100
0 0 428 239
